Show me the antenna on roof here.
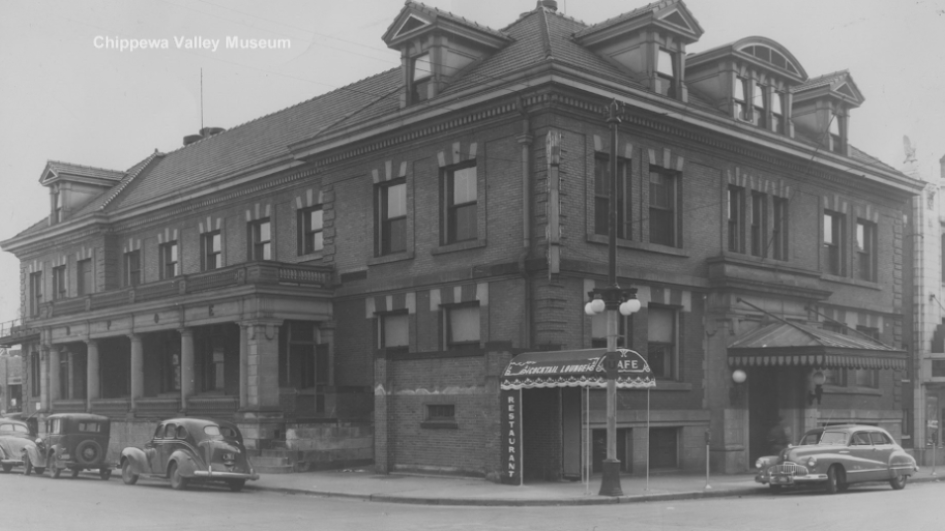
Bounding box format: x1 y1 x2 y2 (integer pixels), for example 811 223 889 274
200 68 204 131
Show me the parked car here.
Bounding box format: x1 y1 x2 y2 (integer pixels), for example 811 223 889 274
755 424 917 493
120 418 258 491
0 418 38 473
24 413 113 479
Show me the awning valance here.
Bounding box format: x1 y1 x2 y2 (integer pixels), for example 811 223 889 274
500 348 655 390
727 322 907 370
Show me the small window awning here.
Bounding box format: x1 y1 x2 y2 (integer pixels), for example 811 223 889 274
728 321 907 370
500 348 655 390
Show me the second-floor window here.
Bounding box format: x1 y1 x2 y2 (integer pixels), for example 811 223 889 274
379 311 409 355
443 163 477 244
647 306 678 380
76 259 92 296
856 220 877 282
159 241 179 279
124 251 141 287
824 210 845 276
734 77 749 121
595 155 630 239
202 231 222 271
52 265 67 300
772 197 789 261
649 170 679 247
591 312 628 349
29 272 43 316
376 179 406 255
248 218 272 260
750 192 767 257
298 206 323 255
445 303 480 351
727 185 745 253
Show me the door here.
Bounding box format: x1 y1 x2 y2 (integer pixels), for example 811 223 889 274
847 430 883 482
748 367 780 463
869 431 896 480
561 388 582 479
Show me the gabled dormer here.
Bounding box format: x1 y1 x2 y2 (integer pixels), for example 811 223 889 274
687 37 807 137
792 70 864 157
382 1 512 108
39 161 124 226
573 0 704 102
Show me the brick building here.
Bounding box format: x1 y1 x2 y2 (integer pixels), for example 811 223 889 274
0 0 922 479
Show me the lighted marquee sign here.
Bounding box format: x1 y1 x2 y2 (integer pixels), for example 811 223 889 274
499 348 655 390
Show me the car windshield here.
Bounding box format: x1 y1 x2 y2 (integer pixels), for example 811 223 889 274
798 432 822 445
0 423 28 434
203 425 241 441
819 431 849 445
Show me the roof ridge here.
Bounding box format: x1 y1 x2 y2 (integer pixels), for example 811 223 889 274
404 0 509 38
155 66 402 160
47 160 125 177
99 151 165 211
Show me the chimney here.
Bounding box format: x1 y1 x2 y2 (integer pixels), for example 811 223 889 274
538 0 557 11
183 126 226 146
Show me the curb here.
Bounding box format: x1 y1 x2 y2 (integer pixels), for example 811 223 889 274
245 474 945 507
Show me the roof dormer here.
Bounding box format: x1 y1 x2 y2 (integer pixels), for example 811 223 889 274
792 70 864 157
573 0 703 102
382 1 512 108
39 161 124 225
687 37 807 137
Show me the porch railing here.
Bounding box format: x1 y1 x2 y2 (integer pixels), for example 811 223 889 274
43 261 333 319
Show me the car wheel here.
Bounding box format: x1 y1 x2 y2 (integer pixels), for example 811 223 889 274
23 456 32 476
34 467 45 475
121 460 138 485
100 468 112 480
825 465 845 494
75 440 102 467
169 462 189 491
890 474 908 490
227 479 246 492
71 468 80 479
1 463 12 473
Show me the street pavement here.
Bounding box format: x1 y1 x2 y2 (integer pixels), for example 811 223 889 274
232 466 945 506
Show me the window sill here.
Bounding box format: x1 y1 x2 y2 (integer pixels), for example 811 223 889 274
431 239 486 256
823 385 882 397
421 421 459 430
649 381 692 391
586 234 688 258
368 251 414 266
296 250 325 263
821 274 881 290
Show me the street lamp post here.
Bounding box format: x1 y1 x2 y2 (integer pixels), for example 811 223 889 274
583 99 641 497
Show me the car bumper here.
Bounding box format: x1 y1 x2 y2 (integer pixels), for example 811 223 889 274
0 458 23 466
192 470 259 481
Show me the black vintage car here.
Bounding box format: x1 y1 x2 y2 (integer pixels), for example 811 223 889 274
24 413 113 479
120 418 258 491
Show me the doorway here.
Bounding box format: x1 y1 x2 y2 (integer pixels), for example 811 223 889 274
748 367 781 463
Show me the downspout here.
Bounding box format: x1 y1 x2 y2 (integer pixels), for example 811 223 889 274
518 100 533 349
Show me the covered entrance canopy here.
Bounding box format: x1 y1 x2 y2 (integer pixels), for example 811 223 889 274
500 348 655 390
728 321 907 370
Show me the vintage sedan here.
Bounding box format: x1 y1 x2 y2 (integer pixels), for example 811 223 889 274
0 419 37 473
120 418 258 491
755 424 917 493
26 413 113 479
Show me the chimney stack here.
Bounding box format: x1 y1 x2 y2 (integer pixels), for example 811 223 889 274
538 0 557 11
183 126 226 146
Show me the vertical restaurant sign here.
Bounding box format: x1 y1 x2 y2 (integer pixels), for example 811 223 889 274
500 389 522 485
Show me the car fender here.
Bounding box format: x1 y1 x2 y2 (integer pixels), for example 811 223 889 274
889 451 918 473
22 441 42 465
168 450 199 478
120 447 151 475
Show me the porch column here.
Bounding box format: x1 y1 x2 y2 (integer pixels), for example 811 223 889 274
86 339 99 412
39 346 50 412
129 333 143 411
48 345 60 405
180 327 194 412
239 323 248 409
241 320 282 409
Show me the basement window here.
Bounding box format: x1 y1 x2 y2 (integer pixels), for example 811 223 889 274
422 404 458 429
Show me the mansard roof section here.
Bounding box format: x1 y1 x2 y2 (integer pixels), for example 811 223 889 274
686 36 808 83
793 69 864 107
382 0 512 50
39 160 125 187
573 0 703 47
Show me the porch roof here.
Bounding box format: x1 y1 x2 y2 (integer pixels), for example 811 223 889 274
500 348 655 390
727 321 907 370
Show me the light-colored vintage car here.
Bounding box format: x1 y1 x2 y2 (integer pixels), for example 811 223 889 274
0 419 38 473
120 418 258 491
755 424 917 493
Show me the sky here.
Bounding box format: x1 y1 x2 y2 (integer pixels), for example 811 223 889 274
0 0 944 325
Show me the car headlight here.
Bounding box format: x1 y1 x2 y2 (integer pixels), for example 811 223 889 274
755 458 766 469
806 457 817 468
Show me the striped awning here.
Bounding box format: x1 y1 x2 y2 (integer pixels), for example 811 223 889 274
500 348 655 390
728 321 907 370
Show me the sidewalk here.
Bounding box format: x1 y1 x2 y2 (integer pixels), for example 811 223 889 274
242 468 945 506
